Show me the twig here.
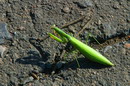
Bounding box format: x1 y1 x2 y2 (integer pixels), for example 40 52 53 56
61 16 86 28
37 35 50 42
75 12 94 37
37 16 85 42
60 49 66 59
30 73 39 80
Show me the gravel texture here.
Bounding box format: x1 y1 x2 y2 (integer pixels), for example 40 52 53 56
0 0 130 86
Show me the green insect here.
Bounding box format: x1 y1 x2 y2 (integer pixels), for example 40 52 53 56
48 25 114 66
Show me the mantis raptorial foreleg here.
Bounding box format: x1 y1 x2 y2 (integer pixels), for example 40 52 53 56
85 32 101 45
49 27 81 67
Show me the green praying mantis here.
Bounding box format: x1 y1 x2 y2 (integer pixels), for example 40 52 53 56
48 25 114 66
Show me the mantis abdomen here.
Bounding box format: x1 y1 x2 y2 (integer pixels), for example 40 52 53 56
69 37 114 66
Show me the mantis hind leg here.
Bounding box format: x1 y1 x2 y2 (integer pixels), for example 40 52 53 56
86 32 100 45
74 55 80 68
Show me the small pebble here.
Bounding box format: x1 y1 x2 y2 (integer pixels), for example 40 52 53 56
56 61 66 69
128 36 130 38
17 26 25 31
68 26 76 33
74 0 93 8
113 2 120 9
0 46 7 58
124 43 130 49
121 48 126 54
23 76 34 85
98 20 102 25
0 22 12 44
104 46 112 53
62 7 70 13
102 22 117 38
0 58 3 64
13 32 17 35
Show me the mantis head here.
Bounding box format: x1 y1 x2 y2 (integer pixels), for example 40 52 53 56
48 25 69 43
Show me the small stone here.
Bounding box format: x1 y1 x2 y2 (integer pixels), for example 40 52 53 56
13 32 17 35
22 76 34 85
0 46 7 58
104 46 112 53
101 22 117 38
56 61 66 69
0 22 12 44
124 43 130 49
92 71 97 75
98 20 102 25
113 2 120 9
0 58 3 64
17 26 25 31
74 0 93 8
121 48 126 54
62 7 70 13
68 26 76 33
128 36 130 39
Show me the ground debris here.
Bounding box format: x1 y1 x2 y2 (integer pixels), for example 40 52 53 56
0 22 12 44
20 76 34 85
0 58 3 64
62 7 71 13
124 43 130 49
0 45 7 58
91 34 130 49
74 0 93 8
